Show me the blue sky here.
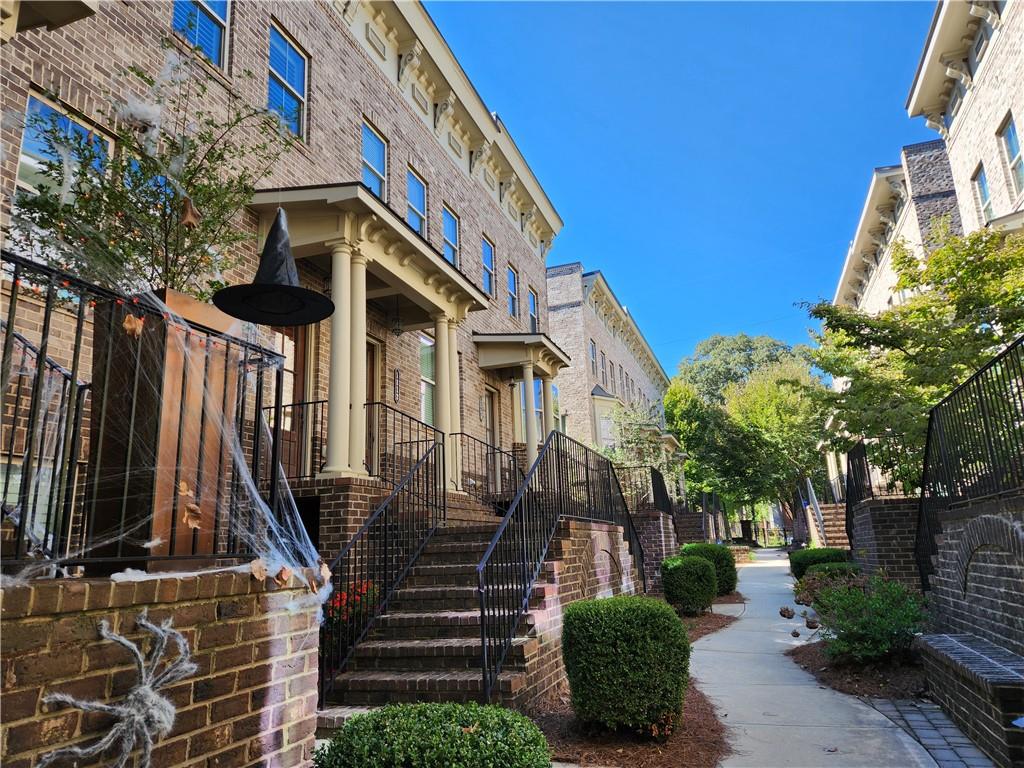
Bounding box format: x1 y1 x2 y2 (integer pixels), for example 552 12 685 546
425 1 936 374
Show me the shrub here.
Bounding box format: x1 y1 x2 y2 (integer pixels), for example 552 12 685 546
806 562 861 577
662 556 717 615
795 566 866 606
813 576 925 663
789 547 848 580
680 543 737 595
313 702 549 768
563 596 690 736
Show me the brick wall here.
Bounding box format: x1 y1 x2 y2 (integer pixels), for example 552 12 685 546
0 569 319 767
632 510 679 593
850 497 921 590
927 492 1024 657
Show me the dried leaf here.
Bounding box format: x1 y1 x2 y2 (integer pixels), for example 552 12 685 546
122 314 144 339
178 481 192 497
319 561 331 586
461 723 478 734
250 558 268 581
182 502 201 530
273 566 293 587
181 196 202 228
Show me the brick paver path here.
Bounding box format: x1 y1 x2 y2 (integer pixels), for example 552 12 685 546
870 699 995 767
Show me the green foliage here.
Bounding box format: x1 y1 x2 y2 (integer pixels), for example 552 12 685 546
794 565 865 606
813 576 925 663
679 334 796 404
313 703 549 768
680 543 737 595
807 223 1024 461
10 45 295 299
661 555 717 615
806 562 861 577
789 548 848 580
562 596 690 737
604 402 684 492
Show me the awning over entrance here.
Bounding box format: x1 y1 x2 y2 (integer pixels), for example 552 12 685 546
472 332 571 379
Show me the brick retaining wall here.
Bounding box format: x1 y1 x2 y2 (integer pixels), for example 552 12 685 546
850 496 921 589
0 569 319 767
633 510 679 593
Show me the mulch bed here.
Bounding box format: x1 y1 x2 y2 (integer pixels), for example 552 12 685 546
713 591 746 605
786 640 927 699
681 605 739 642
529 679 729 768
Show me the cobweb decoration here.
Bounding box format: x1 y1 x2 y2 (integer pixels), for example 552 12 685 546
38 611 197 768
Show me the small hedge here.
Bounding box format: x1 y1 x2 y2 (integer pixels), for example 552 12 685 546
563 596 690 736
662 555 717 615
313 702 549 768
680 543 737 595
806 562 861 577
789 547 848 580
795 566 866 606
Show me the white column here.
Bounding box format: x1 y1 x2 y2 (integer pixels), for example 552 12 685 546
522 362 538 465
323 242 351 474
348 252 368 474
433 315 452 484
541 376 555 437
448 320 461 487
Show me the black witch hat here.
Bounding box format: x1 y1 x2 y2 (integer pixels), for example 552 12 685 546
213 208 334 326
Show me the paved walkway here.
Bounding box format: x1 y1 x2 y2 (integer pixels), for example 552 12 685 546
690 549 937 768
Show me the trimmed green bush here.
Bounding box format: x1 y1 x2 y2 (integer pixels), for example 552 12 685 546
795 566 866 606
813 576 925 663
680 543 737 595
313 702 549 768
789 547 848 580
563 596 690 736
805 562 861 577
662 555 717 615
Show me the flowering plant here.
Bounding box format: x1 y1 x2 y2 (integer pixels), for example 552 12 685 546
324 580 378 633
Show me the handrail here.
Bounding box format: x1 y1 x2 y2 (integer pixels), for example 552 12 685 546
476 430 646 702
451 432 522 506
319 440 445 706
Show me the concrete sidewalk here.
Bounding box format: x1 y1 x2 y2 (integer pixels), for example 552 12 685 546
690 549 937 768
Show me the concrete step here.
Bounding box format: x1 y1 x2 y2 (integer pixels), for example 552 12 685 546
331 669 525 705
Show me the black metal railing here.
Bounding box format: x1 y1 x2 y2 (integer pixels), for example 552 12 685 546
476 431 646 701
2 250 286 570
365 401 444 487
616 465 673 515
916 335 1024 590
263 399 326 480
319 440 445 705
824 473 847 505
844 435 920 544
452 432 520 507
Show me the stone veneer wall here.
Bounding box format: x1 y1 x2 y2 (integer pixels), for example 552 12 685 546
0 570 319 768
850 497 921 589
927 492 1024 657
632 510 679 593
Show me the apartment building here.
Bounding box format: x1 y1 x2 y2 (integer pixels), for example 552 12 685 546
907 0 1024 232
546 263 671 451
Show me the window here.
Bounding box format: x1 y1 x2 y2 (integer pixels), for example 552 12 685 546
507 266 519 317
419 334 435 425
517 379 544 441
609 360 615 394
442 206 459 265
619 365 625 397
267 25 307 138
361 122 387 199
974 165 994 222
600 352 607 387
406 167 426 234
172 0 228 67
589 340 597 376
481 237 495 296
944 80 966 130
1001 116 1024 198
17 95 108 196
528 288 539 332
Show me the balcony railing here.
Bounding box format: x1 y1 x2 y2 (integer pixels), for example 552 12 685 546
916 335 1024 590
844 435 920 544
365 401 443 487
617 465 673 515
262 399 326 480
452 432 520 507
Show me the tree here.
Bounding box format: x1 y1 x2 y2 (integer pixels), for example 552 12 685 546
678 333 795 403
807 223 1024 455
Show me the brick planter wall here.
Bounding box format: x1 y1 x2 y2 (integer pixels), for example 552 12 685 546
0 569 319 768
633 510 679 593
850 496 921 589
927 492 1024 657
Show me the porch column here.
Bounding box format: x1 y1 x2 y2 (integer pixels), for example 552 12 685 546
323 241 352 474
522 362 538 465
541 376 555 437
433 315 453 484
348 251 368 474
448 320 461 487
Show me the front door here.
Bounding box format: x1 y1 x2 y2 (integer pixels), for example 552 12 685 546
271 326 306 478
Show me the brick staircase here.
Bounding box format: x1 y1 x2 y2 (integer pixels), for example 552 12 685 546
326 523 538 706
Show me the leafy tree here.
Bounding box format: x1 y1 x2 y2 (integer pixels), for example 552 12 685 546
679 333 795 403
603 402 684 495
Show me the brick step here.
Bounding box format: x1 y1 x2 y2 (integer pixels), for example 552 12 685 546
347 637 532 671
404 564 480 587
417 547 488 566
389 583 522 611
368 610 530 640
331 669 524 705
433 524 500 537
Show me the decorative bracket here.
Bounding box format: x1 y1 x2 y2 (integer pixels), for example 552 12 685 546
434 90 456 136
968 1 1001 28
924 111 950 139
469 140 492 176
339 0 359 24
942 56 973 88
398 40 423 87
500 174 519 203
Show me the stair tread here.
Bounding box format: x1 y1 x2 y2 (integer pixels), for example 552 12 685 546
337 669 522 683
354 637 529 652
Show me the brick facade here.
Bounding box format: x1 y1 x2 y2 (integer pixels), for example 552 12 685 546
0 570 319 768
849 497 921 590
632 510 679 593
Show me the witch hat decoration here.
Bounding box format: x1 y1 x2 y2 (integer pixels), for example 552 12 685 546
213 208 334 327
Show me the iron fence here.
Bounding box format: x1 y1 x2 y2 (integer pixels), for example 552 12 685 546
617 465 673 515
452 432 520 508
844 435 920 544
365 401 444 487
476 431 646 701
262 399 326 480
916 335 1024 590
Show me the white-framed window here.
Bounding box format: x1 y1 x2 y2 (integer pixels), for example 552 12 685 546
17 94 110 197
600 352 607 388
267 24 307 139
944 80 966 130
481 236 495 296
619 365 625 396
528 288 539 333
609 360 616 394
361 121 387 199
406 167 426 234
442 206 459 265
1000 115 1024 198
974 164 994 222
172 0 228 68
507 265 519 317
419 334 435 426
589 340 597 376
518 379 544 442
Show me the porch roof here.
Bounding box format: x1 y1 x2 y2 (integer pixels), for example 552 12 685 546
472 332 571 379
251 183 489 325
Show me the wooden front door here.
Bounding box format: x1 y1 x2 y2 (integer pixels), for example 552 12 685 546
271 326 306 478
